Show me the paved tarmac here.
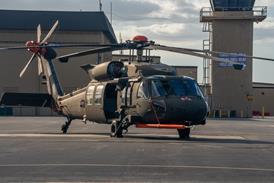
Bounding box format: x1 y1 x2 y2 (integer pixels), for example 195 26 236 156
0 117 274 182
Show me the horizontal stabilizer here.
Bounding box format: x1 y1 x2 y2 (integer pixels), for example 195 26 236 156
0 93 54 108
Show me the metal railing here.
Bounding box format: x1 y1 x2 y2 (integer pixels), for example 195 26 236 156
200 6 267 18
253 6 267 17
200 7 213 17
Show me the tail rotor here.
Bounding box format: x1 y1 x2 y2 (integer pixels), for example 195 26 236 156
19 20 59 78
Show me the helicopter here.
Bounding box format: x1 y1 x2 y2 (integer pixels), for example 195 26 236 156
1 21 273 139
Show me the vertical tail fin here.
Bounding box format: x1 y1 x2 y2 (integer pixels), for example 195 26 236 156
41 54 64 100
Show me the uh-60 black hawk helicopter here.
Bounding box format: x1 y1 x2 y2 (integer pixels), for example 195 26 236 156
1 21 273 139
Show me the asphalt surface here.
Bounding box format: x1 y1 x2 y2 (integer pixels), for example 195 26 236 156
0 117 274 182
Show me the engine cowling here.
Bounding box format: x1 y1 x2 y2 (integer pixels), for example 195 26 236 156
81 61 127 81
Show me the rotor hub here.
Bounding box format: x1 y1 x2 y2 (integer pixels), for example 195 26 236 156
25 41 41 54
132 35 148 43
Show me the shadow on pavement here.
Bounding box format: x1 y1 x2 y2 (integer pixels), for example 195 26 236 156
14 132 274 145
125 134 274 145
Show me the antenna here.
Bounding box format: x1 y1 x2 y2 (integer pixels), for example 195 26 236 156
110 1 113 24
119 32 123 55
99 0 102 11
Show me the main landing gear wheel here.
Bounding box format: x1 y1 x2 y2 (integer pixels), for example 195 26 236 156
110 120 123 138
177 128 190 140
61 119 72 134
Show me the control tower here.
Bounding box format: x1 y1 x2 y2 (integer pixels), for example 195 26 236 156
200 0 267 117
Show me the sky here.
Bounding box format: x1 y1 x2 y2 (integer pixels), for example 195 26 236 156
0 0 274 83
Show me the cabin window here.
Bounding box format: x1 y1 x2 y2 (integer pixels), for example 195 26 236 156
126 84 132 106
87 85 95 105
121 84 132 106
94 85 104 105
121 88 126 106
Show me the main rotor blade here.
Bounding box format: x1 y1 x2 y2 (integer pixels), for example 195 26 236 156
41 20 59 44
37 24 41 43
206 50 274 62
149 45 238 64
0 43 117 51
0 46 28 50
163 46 274 62
19 53 36 78
45 43 118 48
57 47 113 62
56 42 143 62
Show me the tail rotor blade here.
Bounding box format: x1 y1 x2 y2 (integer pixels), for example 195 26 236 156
41 20 59 44
37 24 41 43
19 53 36 78
37 55 43 75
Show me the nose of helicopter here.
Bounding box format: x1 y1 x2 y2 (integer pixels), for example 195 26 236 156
164 96 208 123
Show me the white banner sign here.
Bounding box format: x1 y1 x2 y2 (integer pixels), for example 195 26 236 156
218 53 247 67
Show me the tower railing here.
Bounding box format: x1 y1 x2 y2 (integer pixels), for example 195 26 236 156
200 6 267 22
200 7 213 17
253 6 267 17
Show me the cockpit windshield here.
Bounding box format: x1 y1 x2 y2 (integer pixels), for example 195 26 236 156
150 78 203 98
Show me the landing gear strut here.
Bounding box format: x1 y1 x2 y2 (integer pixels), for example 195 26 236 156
177 128 190 140
110 120 123 138
61 118 72 134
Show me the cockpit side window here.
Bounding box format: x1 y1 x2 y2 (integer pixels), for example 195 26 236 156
181 79 203 97
151 80 166 97
194 81 204 97
137 82 148 99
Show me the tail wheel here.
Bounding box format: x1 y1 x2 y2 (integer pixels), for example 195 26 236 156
110 121 123 138
61 124 68 134
61 119 72 134
177 128 190 140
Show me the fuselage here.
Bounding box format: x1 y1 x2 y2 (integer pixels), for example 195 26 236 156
59 75 208 126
